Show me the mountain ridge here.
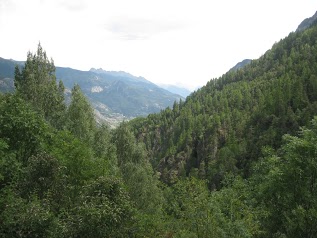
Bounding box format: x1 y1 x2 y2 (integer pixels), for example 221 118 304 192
0 58 183 126
229 59 252 72
296 10 317 32
89 68 152 85
159 84 192 98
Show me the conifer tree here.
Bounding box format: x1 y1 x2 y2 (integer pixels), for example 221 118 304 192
14 43 66 128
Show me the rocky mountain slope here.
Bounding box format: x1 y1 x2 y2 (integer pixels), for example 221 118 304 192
229 59 252 72
296 10 317 32
0 59 183 126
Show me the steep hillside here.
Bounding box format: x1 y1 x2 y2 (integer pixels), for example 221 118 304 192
0 60 183 126
130 22 317 188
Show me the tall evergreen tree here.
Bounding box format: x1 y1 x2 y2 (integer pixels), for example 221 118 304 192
14 43 66 128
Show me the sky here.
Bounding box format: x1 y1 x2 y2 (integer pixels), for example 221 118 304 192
0 0 316 90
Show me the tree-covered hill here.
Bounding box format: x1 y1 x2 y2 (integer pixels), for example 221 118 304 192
129 19 317 188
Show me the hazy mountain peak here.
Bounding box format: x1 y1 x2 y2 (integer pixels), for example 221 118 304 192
89 67 104 73
296 11 317 32
89 68 152 84
229 59 252 72
159 84 192 98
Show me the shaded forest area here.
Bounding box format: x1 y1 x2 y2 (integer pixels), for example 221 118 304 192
1 21 317 238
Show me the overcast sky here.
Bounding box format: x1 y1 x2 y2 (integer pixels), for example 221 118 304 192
0 0 316 90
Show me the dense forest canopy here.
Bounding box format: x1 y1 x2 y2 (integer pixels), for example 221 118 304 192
1 20 317 238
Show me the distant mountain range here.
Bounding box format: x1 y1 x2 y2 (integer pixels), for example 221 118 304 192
159 84 192 98
0 58 183 126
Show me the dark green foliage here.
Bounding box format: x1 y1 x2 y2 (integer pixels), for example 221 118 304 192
114 123 165 236
0 139 19 189
0 192 58 238
0 46 137 237
61 177 135 238
163 177 212 236
0 100 137 237
251 117 317 237
162 176 260 237
114 123 163 210
0 94 50 162
19 152 60 199
93 124 115 159
93 124 118 176
48 130 95 188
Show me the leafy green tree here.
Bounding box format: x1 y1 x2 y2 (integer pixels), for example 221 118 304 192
51 80 67 129
252 117 317 237
164 177 212 237
66 84 96 145
209 175 261 237
63 177 135 238
93 124 114 158
0 94 50 163
114 123 164 236
93 124 118 176
0 192 58 238
114 122 138 166
0 139 19 190
114 123 163 210
19 152 60 200
48 131 94 194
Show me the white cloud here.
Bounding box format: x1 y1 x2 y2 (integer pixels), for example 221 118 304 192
106 17 185 40
57 0 86 11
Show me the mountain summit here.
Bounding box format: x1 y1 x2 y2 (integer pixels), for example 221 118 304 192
229 59 252 72
296 11 317 32
89 68 151 84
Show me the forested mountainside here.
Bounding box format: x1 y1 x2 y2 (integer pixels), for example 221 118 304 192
1 15 317 238
0 58 183 126
130 20 317 188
